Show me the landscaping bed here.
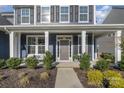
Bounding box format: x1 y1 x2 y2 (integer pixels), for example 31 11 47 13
74 68 97 88
0 67 57 88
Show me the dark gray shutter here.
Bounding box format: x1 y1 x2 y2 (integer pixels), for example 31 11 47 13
89 5 94 24
30 8 34 24
17 8 21 24
51 6 54 22
75 5 78 23
70 5 73 22
37 6 40 23
56 6 59 22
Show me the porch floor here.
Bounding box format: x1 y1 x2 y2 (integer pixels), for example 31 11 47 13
56 62 79 68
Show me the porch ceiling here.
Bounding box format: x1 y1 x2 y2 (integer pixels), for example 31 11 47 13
0 24 124 32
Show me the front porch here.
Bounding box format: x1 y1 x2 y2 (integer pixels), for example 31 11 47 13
4 24 122 64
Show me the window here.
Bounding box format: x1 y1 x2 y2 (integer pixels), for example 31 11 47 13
41 6 50 23
60 6 69 23
27 36 45 55
79 6 89 23
21 8 30 24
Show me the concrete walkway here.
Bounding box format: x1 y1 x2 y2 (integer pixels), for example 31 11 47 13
55 68 83 88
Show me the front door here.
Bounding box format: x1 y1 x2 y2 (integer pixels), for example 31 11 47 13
56 35 72 62
60 40 69 60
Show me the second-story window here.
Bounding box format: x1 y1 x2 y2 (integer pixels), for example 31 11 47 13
60 6 69 23
41 6 50 23
21 8 30 24
79 6 89 23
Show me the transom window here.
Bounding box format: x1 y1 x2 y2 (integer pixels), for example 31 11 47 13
21 8 30 24
79 6 89 23
60 6 69 23
41 6 50 23
27 36 45 55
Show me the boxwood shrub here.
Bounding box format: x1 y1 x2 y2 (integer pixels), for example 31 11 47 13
25 56 38 69
6 58 21 69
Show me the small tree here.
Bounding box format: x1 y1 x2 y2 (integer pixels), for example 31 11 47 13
43 51 53 70
80 53 90 70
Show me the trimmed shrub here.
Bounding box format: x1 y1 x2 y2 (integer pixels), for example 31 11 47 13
0 59 6 69
6 58 21 69
73 54 80 62
100 52 114 63
25 56 38 69
109 77 124 88
39 72 49 81
95 58 109 71
103 70 122 80
43 51 53 70
80 53 90 70
87 70 103 87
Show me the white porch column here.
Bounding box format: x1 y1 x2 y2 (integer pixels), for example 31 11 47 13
81 31 86 54
45 31 49 51
115 30 122 64
9 32 15 57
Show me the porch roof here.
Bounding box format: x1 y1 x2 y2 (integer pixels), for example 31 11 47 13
0 24 124 32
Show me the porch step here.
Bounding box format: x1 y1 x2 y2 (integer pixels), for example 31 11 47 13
56 62 80 68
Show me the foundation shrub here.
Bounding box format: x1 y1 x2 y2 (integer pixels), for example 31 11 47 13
6 58 21 69
43 51 53 70
0 59 6 69
80 53 90 70
25 56 38 69
87 70 103 87
39 71 50 81
95 58 109 71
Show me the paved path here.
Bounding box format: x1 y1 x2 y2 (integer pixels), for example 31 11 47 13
55 68 83 88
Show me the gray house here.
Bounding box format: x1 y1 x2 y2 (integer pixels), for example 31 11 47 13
0 5 123 64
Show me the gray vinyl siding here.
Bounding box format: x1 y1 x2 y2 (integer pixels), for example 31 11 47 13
0 32 9 59
15 6 34 25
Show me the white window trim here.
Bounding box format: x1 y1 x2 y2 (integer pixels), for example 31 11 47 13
26 35 45 56
78 5 89 23
40 5 51 23
21 8 30 24
59 6 70 23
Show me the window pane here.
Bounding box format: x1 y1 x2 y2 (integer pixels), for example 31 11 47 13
22 9 29 16
80 6 88 13
38 46 45 54
28 46 35 54
22 17 29 23
38 37 45 45
42 7 49 14
41 15 50 22
80 14 88 21
28 37 36 45
61 7 68 13
61 14 68 21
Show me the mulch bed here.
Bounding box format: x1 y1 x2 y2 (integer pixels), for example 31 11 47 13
0 67 57 88
74 68 97 88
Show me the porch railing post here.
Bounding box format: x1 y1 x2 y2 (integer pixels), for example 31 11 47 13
115 30 122 64
81 31 86 54
45 31 49 52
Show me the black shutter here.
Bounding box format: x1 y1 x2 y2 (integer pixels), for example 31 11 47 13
37 6 40 23
30 7 34 24
75 5 78 23
70 5 73 22
56 6 59 22
51 6 54 22
89 5 94 23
